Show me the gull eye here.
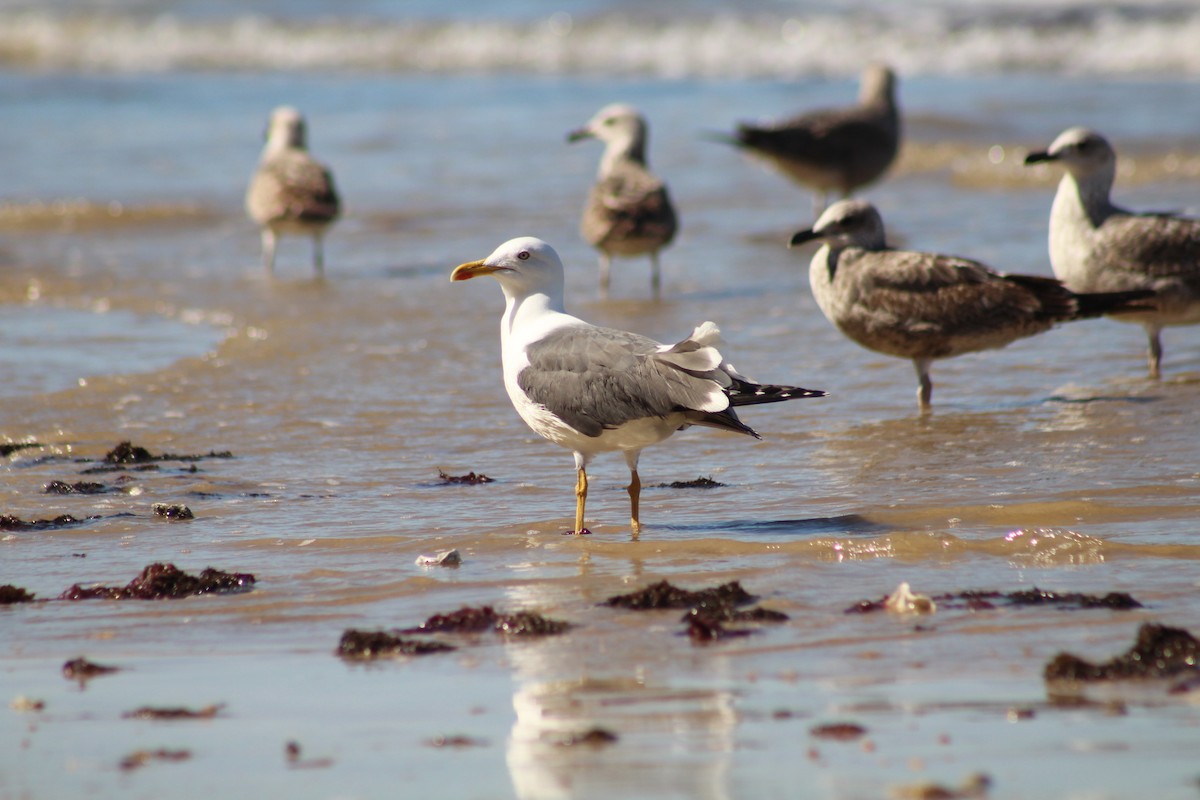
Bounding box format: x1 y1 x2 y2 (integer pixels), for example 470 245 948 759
517 251 530 260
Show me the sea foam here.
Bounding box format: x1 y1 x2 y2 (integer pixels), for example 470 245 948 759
0 7 1198 77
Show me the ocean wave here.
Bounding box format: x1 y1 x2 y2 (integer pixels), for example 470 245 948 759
1 7 1199 77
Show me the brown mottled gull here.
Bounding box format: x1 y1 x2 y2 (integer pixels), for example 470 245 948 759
718 64 900 218
1025 127 1200 378
567 104 678 300
245 106 341 276
451 237 823 536
790 200 1154 409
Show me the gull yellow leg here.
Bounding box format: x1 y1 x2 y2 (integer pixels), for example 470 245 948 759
573 467 589 535
627 468 641 535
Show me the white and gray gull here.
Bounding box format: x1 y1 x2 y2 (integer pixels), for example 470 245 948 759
1024 127 1200 378
790 200 1154 410
451 237 824 536
716 64 900 217
567 104 678 299
245 106 341 276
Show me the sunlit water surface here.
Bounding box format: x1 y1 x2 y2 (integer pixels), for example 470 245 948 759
4 8 1200 798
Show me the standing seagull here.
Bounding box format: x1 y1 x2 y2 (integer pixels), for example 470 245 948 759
789 200 1154 409
451 237 824 536
245 106 341 276
1024 127 1200 378
567 104 678 299
716 64 900 217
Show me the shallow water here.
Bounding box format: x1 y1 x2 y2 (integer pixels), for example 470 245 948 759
5 4 1200 799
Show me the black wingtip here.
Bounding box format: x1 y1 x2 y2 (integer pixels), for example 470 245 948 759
728 383 827 406
1076 288 1158 318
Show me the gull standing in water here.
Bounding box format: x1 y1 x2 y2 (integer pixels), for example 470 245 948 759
1025 127 1200 377
567 104 678 299
451 237 824 535
790 200 1154 409
715 64 900 217
245 106 341 276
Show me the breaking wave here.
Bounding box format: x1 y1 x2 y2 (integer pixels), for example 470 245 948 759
1 6 1199 77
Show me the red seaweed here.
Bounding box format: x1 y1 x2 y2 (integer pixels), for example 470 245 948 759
1045 623 1200 682
61 563 255 600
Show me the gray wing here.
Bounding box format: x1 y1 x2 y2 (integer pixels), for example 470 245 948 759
582 161 678 252
246 151 341 226
737 105 899 187
834 249 1060 356
516 325 728 438
1094 212 1200 285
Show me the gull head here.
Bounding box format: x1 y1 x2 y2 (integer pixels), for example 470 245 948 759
567 103 648 164
859 63 897 107
789 199 887 251
1024 127 1115 178
451 237 566 299
265 106 307 150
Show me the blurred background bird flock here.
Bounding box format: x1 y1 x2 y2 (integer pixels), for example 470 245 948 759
4 2 1200 797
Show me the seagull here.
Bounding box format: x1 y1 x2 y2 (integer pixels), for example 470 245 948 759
789 200 1155 409
714 64 900 217
245 106 341 276
451 237 824 536
567 104 679 300
1024 127 1200 378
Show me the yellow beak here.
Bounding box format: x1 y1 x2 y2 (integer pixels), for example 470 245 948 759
450 259 499 282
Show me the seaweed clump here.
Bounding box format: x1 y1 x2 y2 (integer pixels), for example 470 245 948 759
1045 623 1200 682
848 586 1141 613
684 613 754 642
0 585 36 604
0 442 42 457
152 503 194 520
337 630 456 660
555 728 619 746
119 749 191 771
952 588 1141 611
123 704 224 720
605 580 787 643
104 441 234 464
82 441 234 474
63 657 121 682
438 469 494 484
44 480 108 495
604 580 756 611
810 722 868 741
403 605 570 637
656 476 727 489
105 442 156 464
0 514 91 531
60 563 255 600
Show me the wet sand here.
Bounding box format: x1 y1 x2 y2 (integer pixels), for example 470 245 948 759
4 68 1200 799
